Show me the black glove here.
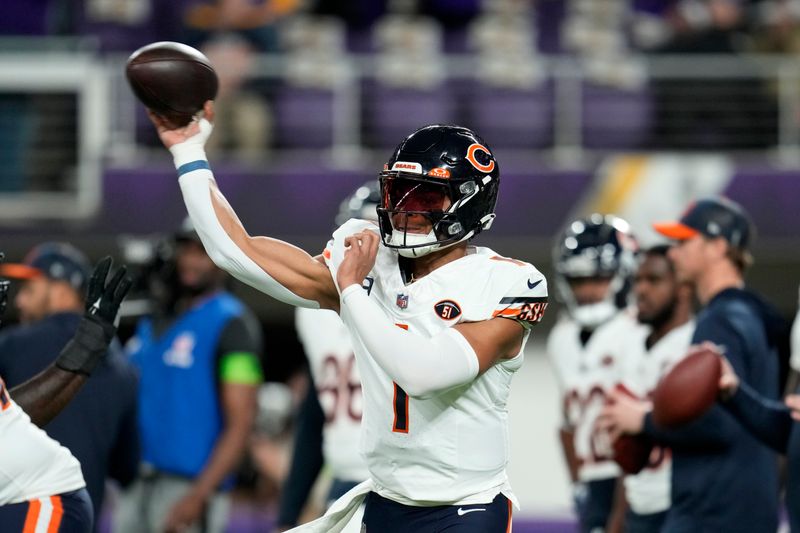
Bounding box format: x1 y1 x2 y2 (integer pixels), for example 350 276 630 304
56 257 132 375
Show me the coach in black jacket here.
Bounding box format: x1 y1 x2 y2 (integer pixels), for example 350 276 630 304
601 198 782 533
0 243 139 530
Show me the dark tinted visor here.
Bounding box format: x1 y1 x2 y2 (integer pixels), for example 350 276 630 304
382 176 449 212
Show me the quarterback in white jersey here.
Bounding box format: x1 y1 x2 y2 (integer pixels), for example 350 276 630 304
151 107 547 532
547 214 639 533
609 245 695 531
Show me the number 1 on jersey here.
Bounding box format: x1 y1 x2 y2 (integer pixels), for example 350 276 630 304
393 323 410 433
393 382 409 433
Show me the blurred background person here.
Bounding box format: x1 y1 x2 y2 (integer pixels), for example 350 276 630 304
601 198 785 533
115 221 264 533
275 182 378 532
547 214 639 533
0 256 132 533
608 245 695 533
0 243 139 531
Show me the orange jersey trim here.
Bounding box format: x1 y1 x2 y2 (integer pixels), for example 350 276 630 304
489 255 526 266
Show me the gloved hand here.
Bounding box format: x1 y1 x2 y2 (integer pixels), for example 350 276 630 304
56 257 132 375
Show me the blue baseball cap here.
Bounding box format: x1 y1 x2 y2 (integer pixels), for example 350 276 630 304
0 242 91 291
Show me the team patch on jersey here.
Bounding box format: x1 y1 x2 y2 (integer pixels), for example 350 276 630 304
396 293 409 309
433 299 462 320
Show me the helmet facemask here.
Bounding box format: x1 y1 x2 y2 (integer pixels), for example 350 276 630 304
377 172 492 258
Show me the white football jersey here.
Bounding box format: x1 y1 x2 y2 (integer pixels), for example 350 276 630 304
0 376 85 504
295 307 369 483
547 310 640 482
618 320 694 515
324 219 548 506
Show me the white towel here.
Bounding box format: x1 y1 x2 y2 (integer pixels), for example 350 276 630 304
286 479 374 533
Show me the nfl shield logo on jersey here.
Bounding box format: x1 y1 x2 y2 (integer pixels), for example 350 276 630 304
396 293 409 309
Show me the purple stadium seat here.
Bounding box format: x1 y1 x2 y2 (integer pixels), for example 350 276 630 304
582 83 653 150
273 86 335 149
466 83 554 149
363 83 458 148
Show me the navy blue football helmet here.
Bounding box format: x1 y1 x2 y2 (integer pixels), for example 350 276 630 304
335 181 381 226
553 214 638 327
377 124 500 258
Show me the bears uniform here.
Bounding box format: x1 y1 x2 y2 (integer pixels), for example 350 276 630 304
547 310 639 483
616 321 694 517
0 376 91 532
296 307 368 487
324 218 547 507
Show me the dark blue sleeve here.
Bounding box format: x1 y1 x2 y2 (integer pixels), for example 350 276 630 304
107 347 140 487
642 312 750 450
277 370 325 528
723 381 792 454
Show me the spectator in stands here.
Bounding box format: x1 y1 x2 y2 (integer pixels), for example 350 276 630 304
0 242 139 530
644 0 778 149
180 0 303 159
116 221 263 533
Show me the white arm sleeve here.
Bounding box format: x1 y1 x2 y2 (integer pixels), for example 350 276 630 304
169 120 319 309
340 284 479 398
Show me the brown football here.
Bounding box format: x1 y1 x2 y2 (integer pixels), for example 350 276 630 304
125 41 218 128
652 343 723 429
613 433 653 475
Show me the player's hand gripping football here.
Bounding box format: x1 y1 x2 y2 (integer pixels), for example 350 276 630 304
148 99 215 149
55 257 132 376
597 388 651 441
337 230 380 291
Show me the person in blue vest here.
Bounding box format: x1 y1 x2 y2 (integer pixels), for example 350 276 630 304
0 243 139 531
116 220 264 533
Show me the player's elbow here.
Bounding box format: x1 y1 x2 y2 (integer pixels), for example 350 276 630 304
206 246 237 274
400 378 460 399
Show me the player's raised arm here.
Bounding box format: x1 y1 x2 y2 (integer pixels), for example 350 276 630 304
149 101 339 310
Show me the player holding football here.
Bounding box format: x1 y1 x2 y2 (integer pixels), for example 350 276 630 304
603 245 694 533
0 257 131 532
148 102 548 532
547 214 639 533
600 198 782 533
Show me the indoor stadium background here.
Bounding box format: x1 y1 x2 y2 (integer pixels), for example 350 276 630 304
1 0 799 531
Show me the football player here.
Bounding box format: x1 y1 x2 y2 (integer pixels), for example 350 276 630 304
604 245 694 533
148 102 548 533
0 257 131 532
277 182 378 532
547 214 639 533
